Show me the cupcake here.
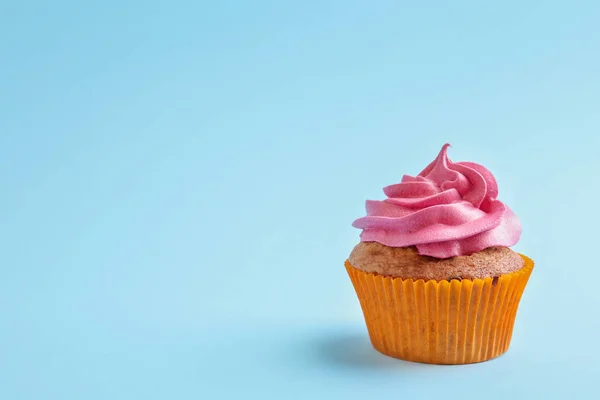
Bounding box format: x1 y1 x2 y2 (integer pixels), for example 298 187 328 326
346 144 533 365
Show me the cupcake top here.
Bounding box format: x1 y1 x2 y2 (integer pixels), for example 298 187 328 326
352 144 522 259
348 243 524 280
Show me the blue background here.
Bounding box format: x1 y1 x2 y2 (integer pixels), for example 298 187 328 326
2 1 599 399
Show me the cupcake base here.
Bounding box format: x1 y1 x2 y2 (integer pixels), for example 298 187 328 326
345 254 534 365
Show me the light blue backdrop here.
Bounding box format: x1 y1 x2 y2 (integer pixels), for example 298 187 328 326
2 1 599 399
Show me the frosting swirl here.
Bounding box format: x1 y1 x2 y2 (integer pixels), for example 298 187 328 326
352 144 522 258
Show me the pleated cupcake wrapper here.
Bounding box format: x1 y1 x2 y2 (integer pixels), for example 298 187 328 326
345 254 534 365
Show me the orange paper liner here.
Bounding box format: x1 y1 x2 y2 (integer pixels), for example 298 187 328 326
345 254 534 365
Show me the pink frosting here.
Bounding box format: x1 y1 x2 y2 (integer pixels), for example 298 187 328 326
352 144 522 258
